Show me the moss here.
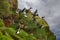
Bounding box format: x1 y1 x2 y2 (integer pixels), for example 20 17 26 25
0 35 13 40
0 0 11 15
0 19 5 27
8 0 18 13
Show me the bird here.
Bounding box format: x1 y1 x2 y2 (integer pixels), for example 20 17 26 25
32 9 38 22
16 9 20 14
41 16 45 19
16 23 21 34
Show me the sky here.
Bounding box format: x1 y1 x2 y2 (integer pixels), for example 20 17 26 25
18 0 60 40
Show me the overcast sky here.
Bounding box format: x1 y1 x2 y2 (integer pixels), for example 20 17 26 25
18 0 60 40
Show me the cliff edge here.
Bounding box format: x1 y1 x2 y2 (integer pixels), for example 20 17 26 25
0 0 56 40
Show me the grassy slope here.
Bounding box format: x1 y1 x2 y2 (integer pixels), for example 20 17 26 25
0 0 56 40
0 11 56 40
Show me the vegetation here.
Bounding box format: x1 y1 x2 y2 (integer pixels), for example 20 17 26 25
0 0 56 40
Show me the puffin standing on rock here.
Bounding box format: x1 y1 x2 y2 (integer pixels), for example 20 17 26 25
32 9 38 22
23 7 32 17
16 23 21 34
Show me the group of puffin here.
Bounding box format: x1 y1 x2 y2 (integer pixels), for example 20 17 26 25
15 7 45 34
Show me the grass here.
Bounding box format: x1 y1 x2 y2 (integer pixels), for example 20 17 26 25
0 0 56 40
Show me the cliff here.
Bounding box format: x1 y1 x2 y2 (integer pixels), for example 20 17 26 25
0 0 56 40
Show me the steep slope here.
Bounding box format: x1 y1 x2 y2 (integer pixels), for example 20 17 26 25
0 0 56 40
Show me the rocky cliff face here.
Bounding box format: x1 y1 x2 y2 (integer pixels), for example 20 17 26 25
8 0 18 11
0 0 56 40
0 0 18 27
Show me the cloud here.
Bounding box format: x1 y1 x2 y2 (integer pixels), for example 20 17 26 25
18 0 60 40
